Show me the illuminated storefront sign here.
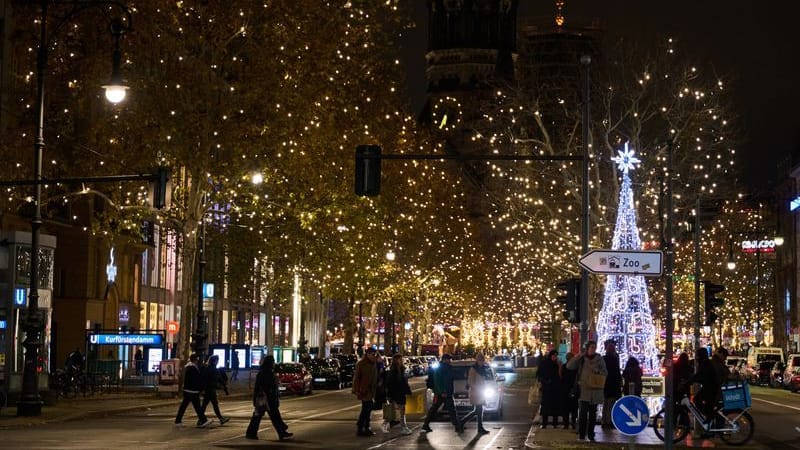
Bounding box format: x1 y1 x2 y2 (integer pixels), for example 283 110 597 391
88 333 164 345
14 288 26 306
740 240 776 253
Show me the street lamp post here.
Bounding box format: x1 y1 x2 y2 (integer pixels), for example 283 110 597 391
19 0 131 417
191 195 208 363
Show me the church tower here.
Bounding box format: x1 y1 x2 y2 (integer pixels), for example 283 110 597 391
423 1 520 257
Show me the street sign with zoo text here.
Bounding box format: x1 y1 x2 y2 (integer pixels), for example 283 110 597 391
579 249 663 276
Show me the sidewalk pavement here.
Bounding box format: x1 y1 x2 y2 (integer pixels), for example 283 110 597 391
0 371 255 430
526 423 768 449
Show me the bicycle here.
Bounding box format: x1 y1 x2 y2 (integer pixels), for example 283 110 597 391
652 391 754 446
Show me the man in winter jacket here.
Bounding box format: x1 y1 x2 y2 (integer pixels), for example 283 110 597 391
174 353 212 428
352 347 379 436
421 353 463 434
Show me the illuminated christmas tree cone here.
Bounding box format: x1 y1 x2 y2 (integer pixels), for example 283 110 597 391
596 143 661 376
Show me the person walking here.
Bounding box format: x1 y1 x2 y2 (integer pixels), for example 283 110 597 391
536 350 562 428
383 354 413 435
566 340 607 442
231 351 240 381
601 339 622 428
134 349 144 376
246 355 292 440
352 347 379 437
174 353 212 428
560 351 579 429
460 352 490 435
421 353 463 434
622 356 643 396
201 355 230 425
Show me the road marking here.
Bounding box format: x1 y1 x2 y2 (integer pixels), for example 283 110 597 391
211 402 363 444
481 426 503 450
365 426 419 449
752 396 800 411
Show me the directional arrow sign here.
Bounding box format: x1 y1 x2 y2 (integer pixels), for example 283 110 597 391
578 249 663 276
611 395 650 436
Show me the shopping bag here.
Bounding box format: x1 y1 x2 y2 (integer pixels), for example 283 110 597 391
382 402 396 422
588 372 607 389
527 383 540 405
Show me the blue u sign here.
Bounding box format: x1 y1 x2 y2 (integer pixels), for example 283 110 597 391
611 395 650 436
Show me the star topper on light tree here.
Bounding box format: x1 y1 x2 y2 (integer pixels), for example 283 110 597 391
596 143 661 376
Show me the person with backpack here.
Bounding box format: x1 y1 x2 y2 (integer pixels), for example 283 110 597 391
421 353 463 434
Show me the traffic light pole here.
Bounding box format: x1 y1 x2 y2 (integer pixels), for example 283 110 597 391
664 138 676 450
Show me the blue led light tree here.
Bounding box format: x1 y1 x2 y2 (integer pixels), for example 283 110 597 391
596 143 661 376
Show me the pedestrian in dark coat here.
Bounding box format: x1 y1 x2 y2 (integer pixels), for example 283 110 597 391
201 355 230 424
231 351 240 381
246 355 292 440
421 353 463 434
560 351 579 429
383 354 413 435
601 339 622 427
352 347 379 436
536 350 562 428
622 356 643 396
174 354 212 428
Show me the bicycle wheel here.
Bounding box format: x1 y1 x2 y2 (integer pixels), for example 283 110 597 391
718 410 755 446
652 408 689 443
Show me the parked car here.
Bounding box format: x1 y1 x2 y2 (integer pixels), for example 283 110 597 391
409 357 428 376
782 354 800 389
786 367 800 393
402 357 417 378
334 354 357 387
490 355 514 373
748 360 777 386
424 359 505 419
725 356 746 379
275 362 313 395
307 358 343 390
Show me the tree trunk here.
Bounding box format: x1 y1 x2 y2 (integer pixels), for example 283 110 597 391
177 177 204 363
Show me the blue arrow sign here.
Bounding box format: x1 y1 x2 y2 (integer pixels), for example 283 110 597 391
611 395 650 436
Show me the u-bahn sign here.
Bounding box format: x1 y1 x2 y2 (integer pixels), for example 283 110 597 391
579 249 663 276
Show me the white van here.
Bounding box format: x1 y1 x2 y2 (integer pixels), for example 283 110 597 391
746 346 784 368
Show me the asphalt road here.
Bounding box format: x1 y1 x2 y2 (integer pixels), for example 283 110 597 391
1 370 798 449
0 372 534 450
749 385 800 449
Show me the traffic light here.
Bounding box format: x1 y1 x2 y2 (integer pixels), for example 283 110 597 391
556 278 581 323
150 166 171 209
355 145 381 196
703 280 725 326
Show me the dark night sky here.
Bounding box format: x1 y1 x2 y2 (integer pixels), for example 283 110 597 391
402 1 800 192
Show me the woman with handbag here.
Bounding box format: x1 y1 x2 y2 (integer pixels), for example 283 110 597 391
382 354 413 435
246 355 293 441
566 340 607 442
560 351 579 429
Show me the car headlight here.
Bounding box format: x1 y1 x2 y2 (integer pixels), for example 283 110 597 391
490 362 498 367
483 386 497 399
430 362 440 369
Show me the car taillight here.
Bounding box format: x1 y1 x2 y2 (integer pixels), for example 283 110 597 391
793 376 800 382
